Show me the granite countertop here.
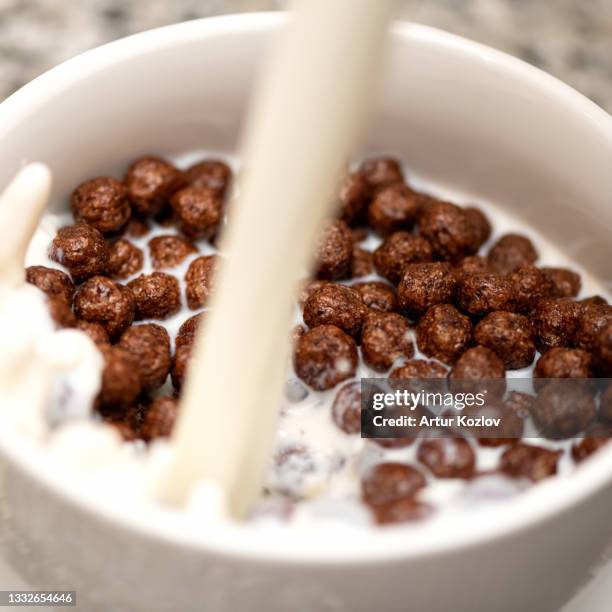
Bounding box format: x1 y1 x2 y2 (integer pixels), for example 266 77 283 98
0 0 611 112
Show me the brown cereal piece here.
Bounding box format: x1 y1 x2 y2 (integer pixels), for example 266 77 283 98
504 391 536 419
124 155 185 216
487 233 538 275
107 239 144 279
449 346 506 397
71 177 130 234
123 217 150 238
75 320 110 346
572 436 610 463
472 402 524 447
532 382 596 438
184 255 218 310
297 279 330 309
175 312 206 350
313 219 353 280
171 343 192 391
397 262 456 318
25 265 75 305
148 235 197 270
542 267 581 298
371 498 433 525
184 159 232 197
594 324 612 376
574 303 612 351
534 347 592 380
456 273 513 316
390 359 448 381
352 281 397 313
127 272 181 320
531 298 582 353
359 156 403 190
293 325 358 391
97 345 142 408
509 265 554 313
416 304 472 365
49 224 109 283
418 201 479 261
500 444 561 482
580 295 608 307
454 255 490 279
473 311 536 370
351 247 374 278
373 232 433 285
600 384 612 422
46 296 77 328
331 381 361 434
367 183 419 235
339 172 370 225
118 324 172 392
140 396 179 441
74 276 135 339
361 312 414 371
417 438 476 479
361 463 426 506
170 186 223 240
303 283 367 339
463 206 491 251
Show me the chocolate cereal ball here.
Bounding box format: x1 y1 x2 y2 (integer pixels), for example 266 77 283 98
107 239 143 279
124 155 185 216
532 382 595 439
171 343 192 391
74 276 135 339
361 463 426 506
184 159 232 197
351 247 374 278
367 183 419 235
49 224 109 283
352 281 397 313
75 320 110 346
331 381 361 434
397 262 456 318
390 359 448 381
449 346 506 397
373 232 433 285
123 217 150 239
509 265 554 313
500 444 561 482
339 172 369 225
572 426 611 463
463 206 491 251
148 234 197 270
118 324 172 392
313 219 353 280
416 304 472 365
71 177 130 234
473 311 536 370
418 201 478 261
359 156 403 190
25 265 75 305
46 296 76 328
97 345 142 408
531 298 582 353
293 325 358 391
297 279 330 309
594 324 612 376
361 312 414 371
456 273 513 316
487 233 538 275
574 303 612 351
303 283 367 339
542 267 581 298
454 255 490 279
417 438 476 479
184 255 218 310
127 272 181 320
175 312 206 350
141 396 179 441
370 498 433 525
534 347 592 380
170 186 223 240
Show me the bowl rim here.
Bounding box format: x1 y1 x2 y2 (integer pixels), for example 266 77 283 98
1 12 612 564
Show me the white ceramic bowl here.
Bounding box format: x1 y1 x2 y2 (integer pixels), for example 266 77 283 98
0 13 611 612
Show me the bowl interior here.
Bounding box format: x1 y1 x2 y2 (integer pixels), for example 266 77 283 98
1 14 612 562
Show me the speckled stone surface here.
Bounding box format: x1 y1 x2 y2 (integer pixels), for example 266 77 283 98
0 0 611 112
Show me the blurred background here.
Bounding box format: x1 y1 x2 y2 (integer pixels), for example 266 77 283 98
1 0 612 111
